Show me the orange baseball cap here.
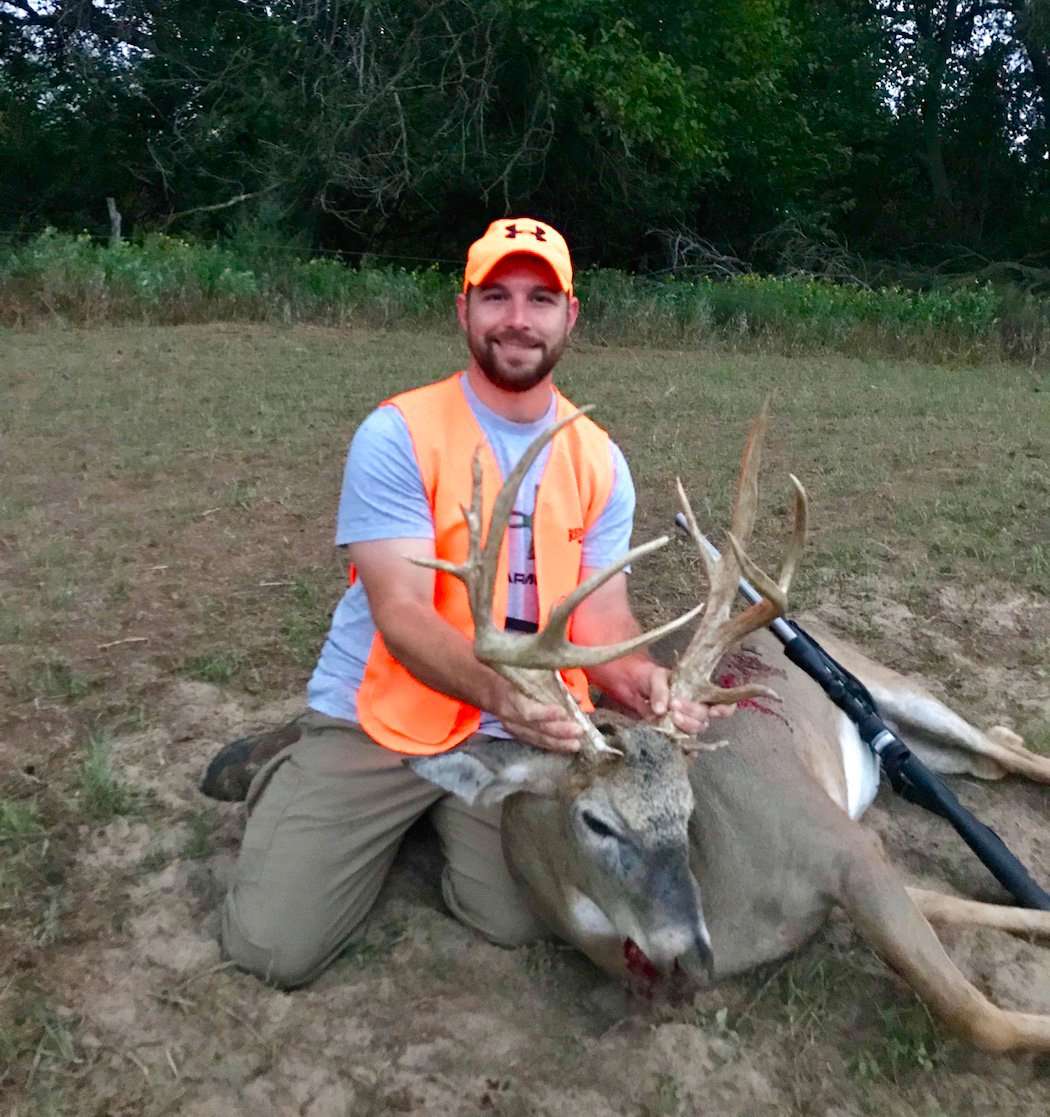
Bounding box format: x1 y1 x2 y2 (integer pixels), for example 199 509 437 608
463 217 574 295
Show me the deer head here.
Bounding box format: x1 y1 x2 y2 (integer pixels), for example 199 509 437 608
407 404 807 985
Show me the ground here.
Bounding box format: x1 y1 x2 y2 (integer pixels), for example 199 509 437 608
1 324 1048 1114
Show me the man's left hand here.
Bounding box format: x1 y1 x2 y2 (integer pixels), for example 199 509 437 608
606 659 736 735
642 664 736 735
570 570 737 735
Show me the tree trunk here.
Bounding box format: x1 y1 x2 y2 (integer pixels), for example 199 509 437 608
914 1 958 215
106 196 122 247
1011 2 1050 140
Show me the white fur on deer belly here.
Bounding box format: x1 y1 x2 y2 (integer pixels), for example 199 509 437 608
838 711 880 820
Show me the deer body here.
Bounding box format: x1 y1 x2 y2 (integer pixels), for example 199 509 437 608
409 408 1050 1052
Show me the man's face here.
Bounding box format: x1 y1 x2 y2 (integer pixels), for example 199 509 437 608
456 255 580 393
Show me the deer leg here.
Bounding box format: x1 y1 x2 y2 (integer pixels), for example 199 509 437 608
837 832 1050 1052
799 619 1050 783
907 887 1050 939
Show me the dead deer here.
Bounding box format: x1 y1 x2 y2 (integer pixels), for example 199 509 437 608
407 406 1050 1053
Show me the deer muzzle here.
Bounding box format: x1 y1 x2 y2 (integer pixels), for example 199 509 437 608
623 849 715 983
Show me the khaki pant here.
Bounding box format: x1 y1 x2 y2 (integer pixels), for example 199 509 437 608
221 711 547 988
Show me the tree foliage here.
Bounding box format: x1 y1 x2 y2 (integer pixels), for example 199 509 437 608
1 0 1046 268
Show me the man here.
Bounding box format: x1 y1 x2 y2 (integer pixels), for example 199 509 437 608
208 218 733 988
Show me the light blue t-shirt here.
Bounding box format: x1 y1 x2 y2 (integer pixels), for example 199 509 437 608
307 374 635 737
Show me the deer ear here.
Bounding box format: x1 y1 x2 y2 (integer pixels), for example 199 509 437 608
406 739 570 807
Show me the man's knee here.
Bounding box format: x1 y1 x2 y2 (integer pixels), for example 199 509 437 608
440 867 548 948
221 888 340 989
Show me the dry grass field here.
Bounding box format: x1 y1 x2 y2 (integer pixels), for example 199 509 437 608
2 322 1049 1115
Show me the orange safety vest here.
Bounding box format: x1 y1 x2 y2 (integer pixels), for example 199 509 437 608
354 373 615 755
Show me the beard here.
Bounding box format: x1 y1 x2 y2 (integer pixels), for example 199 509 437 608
467 328 568 393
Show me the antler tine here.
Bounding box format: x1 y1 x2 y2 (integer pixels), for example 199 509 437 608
726 473 808 604
659 409 809 735
669 398 771 655
481 406 596 591
727 396 770 552
414 408 595 641
488 535 705 669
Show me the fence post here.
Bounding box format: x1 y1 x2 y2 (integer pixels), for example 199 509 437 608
106 197 123 247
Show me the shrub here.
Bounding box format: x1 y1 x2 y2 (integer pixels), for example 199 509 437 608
1 229 1045 362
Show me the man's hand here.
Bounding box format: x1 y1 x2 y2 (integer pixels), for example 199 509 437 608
492 684 583 754
599 656 736 734
643 664 737 735
350 538 585 753
570 569 737 736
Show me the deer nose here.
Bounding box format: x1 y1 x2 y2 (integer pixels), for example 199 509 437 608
675 931 714 983
695 933 715 981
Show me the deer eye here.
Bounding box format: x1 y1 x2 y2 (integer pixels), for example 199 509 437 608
581 811 618 841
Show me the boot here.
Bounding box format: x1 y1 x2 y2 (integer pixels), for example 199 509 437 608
199 718 305 801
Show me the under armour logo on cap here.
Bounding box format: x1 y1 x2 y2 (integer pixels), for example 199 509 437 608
504 222 547 242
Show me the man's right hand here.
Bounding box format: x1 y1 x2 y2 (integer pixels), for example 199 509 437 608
351 539 585 754
493 685 583 754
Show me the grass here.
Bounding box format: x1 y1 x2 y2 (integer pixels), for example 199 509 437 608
30 660 92 702
181 651 246 685
279 573 334 667
0 799 47 913
850 1003 951 1085
642 1072 683 1117
2 320 1046 794
1024 720 1050 755
78 731 140 822
181 807 219 861
337 921 406 970
0 992 80 1094
0 798 43 841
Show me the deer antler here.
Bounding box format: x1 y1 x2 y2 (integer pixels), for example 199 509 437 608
656 401 808 737
412 408 704 762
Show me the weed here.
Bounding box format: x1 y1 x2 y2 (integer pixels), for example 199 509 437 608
34 888 67 946
78 731 140 822
520 940 565 980
225 478 258 510
0 798 46 907
695 1004 739 1042
107 575 132 604
776 956 839 1030
182 808 218 860
112 702 149 734
338 922 406 969
139 845 173 874
0 798 43 840
0 794 69 952
643 1072 683 1117
280 613 329 668
0 993 80 1095
849 1002 950 1084
31 659 91 702
0 603 24 642
182 650 244 685
273 573 331 667
1023 719 1050 756
3 230 1047 362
